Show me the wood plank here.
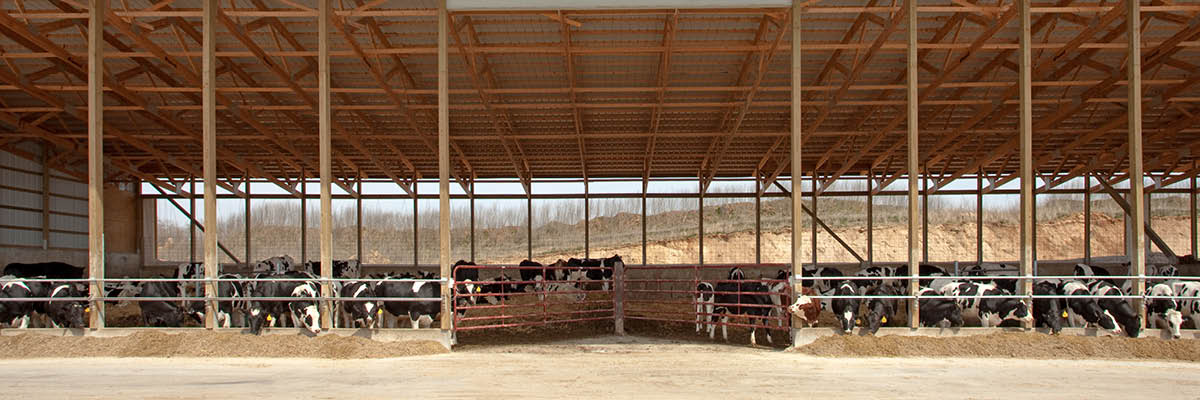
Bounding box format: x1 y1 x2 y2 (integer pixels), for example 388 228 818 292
439 0 453 332
202 0 218 330
1127 0 1146 327
790 0 804 344
906 0 919 329
318 0 334 331
1018 0 1034 323
87 0 105 330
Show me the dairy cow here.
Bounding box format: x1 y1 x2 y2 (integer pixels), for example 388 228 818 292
137 278 186 327
45 283 88 328
786 286 821 328
1058 279 1121 334
831 281 861 334
916 287 963 328
0 278 47 328
339 280 379 329
1144 283 1183 339
862 285 898 335
3 262 84 279
1032 280 1064 334
1088 280 1141 338
938 281 1031 327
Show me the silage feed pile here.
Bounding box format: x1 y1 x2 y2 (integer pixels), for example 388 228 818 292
0 331 447 359
796 332 1200 362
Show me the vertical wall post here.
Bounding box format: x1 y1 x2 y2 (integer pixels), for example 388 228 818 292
201 0 219 329
356 178 363 263
526 189 532 261
810 174 817 266
190 176 196 266
301 171 307 264
1191 174 1196 258
470 181 476 262
867 172 874 266
413 183 418 266
921 173 929 262
642 178 648 264
756 175 762 264
1018 0 1035 326
317 0 334 330
87 0 106 329
1126 0 1146 325
905 0 920 328
699 174 705 265
1084 172 1092 264
976 170 983 266
584 177 590 259
613 258 625 335
245 174 251 268
789 0 803 344
438 0 453 332
41 147 50 250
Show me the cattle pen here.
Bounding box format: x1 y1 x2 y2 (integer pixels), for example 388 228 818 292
1 0 1199 352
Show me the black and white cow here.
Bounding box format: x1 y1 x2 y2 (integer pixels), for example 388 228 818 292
185 274 244 328
895 264 949 289
1088 280 1141 338
965 263 1018 293
695 281 715 335
1074 264 1114 285
45 283 88 328
567 255 620 291
862 285 898 335
1121 265 1181 295
801 266 843 311
853 265 896 290
526 260 586 301
516 259 548 293
453 260 481 305
711 280 774 346
377 274 444 329
254 255 295 275
767 269 791 328
1172 281 1200 332
478 274 518 306
137 278 187 327
0 278 47 328
938 281 1031 327
1032 280 1064 334
339 280 379 329
831 280 862 334
916 287 963 328
1058 280 1121 334
3 262 84 279
176 262 204 311
1144 283 1183 339
303 259 363 279
246 271 322 334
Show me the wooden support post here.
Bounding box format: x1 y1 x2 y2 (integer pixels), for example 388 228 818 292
190 176 196 266
976 170 983 265
438 0 452 332
318 0 333 330
527 190 532 261
1127 0 1147 326
922 173 929 263
1192 175 1197 258
867 172 874 266
356 178 363 263
1085 173 1092 264
301 172 307 264
1018 0 1035 324
613 258 625 335
756 175 762 264
811 174 817 266
584 177 590 259
906 0 920 329
202 0 218 330
41 147 49 250
642 178 648 264
470 181 476 262
245 174 252 268
413 184 418 267
87 0 106 329
699 175 705 265
789 0 803 344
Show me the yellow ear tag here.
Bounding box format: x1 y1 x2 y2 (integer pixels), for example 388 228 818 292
377 308 383 316
881 316 887 323
1062 310 1068 318
855 319 861 324
84 307 90 313
267 315 274 322
475 286 482 293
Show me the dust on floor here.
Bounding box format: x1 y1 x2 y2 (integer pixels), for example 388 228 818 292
0 331 446 359
796 331 1200 362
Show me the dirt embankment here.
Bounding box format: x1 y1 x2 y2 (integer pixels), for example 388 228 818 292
796 332 1200 362
0 331 447 359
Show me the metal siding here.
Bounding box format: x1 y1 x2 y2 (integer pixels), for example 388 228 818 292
49 196 87 215
50 231 87 250
50 214 87 234
3 170 41 192
0 227 41 247
0 189 41 212
50 177 87 198
0 208 41 228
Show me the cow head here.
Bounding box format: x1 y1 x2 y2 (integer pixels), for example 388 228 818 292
728 267 745 281
833 282 859 334
290 283 322 334
345 282 378 328
1112 302 1142 338
863 286 897 335
247 302 268 334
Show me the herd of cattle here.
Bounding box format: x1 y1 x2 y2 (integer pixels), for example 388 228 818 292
0 255 625 334
694 263 1200 345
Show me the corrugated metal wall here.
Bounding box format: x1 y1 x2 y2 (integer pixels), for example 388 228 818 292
0 143 88 251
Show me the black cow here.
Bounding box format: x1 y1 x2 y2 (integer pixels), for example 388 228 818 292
894 264 949 289
185 274 244 328
831 281 862 334
246 271 321 335
1032 280 1064 334
137 278 186 327
1058 279 1120 335
1088 280 1141 338
711 280 773 346
339 280 379 329
916 287 963 328
517 259 549 293
377 275 443 329
303 260 363 279
1 278 48 328
45 283 88 328
964 263 1018 293
862 285 898 335
254 255 295 275
939 281 1031 327
1074 264 1114 285
3 262 84 279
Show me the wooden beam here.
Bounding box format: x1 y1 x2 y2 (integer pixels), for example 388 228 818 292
1093 176 1177 261
1018 0 1034 324
1127 0 1147 326
202 0 218 330
790 0 803 343
318 0 334 331
438 0 453 332
906 0 919 329
87 0 105 330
